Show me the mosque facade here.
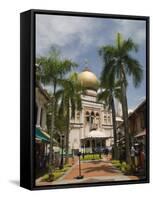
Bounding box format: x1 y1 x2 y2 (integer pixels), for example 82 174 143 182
69 68 114 155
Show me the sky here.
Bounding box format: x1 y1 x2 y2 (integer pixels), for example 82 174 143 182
36 14 146 110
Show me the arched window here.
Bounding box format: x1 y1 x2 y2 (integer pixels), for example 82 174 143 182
85 111 90 122
91 111 95 124
86 111 89 115
95 112 100 127
104 115 107 124
91 111 95 116
96 112 99 116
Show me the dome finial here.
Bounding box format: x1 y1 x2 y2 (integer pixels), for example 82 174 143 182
84 58 89 66
83 59 91 72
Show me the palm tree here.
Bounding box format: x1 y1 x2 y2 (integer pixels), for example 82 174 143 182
36 46 77 178
99 33 143 164
97 80 121 160
36 47 77 96
56 72 83 163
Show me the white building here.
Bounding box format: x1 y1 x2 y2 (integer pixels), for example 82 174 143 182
35 83 50 131
69 68 114 155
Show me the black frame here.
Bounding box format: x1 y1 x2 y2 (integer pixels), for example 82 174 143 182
20 9 150 190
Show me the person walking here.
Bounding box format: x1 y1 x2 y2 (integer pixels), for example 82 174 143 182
131 146 136 171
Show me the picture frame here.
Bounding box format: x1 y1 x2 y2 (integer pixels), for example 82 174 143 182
20 9 149 190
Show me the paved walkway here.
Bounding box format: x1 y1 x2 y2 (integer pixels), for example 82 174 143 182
36 157 139 186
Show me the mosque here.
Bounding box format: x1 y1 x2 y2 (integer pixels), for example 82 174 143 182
69 67 115 155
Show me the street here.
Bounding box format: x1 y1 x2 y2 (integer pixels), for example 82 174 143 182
36 156 139 186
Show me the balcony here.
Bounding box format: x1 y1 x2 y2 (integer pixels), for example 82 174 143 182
90 123 98 131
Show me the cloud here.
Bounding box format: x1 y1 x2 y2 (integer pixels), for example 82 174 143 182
36 14 146 110
36 14 146 62
36 15 101 58
114 19 146 45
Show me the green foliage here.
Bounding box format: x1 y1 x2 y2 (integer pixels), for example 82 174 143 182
41 164 72 182
122 162 131 173
111 160 120 164
64 164 72 168
36 46 78 94
55 72 84 161
112 160 121 168
98 32 143 90
112 160 131 173
81 154 102 161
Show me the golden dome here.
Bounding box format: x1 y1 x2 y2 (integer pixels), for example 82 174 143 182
78 67 99 91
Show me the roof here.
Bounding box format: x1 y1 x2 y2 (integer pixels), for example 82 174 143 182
36 82 51 101
134 129 146 138
117 99 146 128
128 99 146 118
78 68 99 91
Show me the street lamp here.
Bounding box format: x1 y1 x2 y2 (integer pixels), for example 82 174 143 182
59 134 64 169
76 152 84 179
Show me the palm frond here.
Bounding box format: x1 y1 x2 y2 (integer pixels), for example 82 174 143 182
124 54 143 87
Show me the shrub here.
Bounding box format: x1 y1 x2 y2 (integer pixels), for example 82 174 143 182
112 160 121 168
81 154 102 161
41 164 72 182
64 164 72 168
112 161 132 173
112 160 120 164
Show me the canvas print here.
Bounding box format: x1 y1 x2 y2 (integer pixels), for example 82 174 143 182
34 13 148 187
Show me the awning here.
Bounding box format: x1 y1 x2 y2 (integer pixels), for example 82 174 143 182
83 130 111 139
134 130 146 138
35 128 50 143
35 128 59 144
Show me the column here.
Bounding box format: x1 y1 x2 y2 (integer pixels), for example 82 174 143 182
41 108 47 130
36 105 41 127
101 139 103 150
89 115 92 130
90 139 92 153
94 138 97 152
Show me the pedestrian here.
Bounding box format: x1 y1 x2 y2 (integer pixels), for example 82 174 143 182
130 146 136 171
139 143 145 169
104 148 109 160
134 144 139 172
119 147 126 163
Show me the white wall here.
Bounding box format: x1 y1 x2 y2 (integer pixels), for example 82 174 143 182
0 0 152 199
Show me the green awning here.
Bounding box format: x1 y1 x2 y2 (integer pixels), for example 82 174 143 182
35 128 49 143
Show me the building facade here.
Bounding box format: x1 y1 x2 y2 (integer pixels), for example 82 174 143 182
69 68 113 155
117 99 146 146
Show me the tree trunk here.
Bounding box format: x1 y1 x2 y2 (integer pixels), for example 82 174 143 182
120 65 131 165
65 99 70 164
47 98 55 180
111 95 118 160
48 82 56 179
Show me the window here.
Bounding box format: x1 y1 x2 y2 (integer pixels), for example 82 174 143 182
91 111 95 116
96 112 99 116
104 115 107 124
76 112 80 121
108 116 111 124
85 111 90 123
91 112 95 124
